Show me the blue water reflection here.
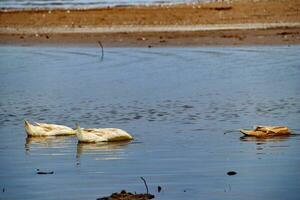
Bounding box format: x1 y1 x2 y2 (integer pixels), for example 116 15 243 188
0 46 299 200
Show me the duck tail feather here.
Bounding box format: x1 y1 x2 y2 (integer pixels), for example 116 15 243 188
24 119 30 127
24 119 32 134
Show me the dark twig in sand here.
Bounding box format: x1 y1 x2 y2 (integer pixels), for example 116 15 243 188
98 41 104 61
208 6 232 11
140 177 149 194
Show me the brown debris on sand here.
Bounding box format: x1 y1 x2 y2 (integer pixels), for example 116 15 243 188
97 190 155 200
240 126 291 137
208 6 232 11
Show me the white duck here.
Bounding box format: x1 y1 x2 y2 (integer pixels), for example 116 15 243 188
76 123 133 143
24 120 76 137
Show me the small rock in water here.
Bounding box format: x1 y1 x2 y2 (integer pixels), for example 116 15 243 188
157 186 162 193
227 171 237 176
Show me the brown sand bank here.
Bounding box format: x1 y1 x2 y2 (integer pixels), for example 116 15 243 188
0 0 300 46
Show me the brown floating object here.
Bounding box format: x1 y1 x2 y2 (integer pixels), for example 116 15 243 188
240 126 291 137
97 190 155 200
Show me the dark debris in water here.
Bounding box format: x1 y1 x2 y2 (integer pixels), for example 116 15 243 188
157 186 162 193
227 171 237 176
36 169 54 175
97 190 155 200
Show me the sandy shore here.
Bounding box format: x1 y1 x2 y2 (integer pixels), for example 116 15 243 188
0 0 300 46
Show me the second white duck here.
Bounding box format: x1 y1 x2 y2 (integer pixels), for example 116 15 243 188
76 123 133 143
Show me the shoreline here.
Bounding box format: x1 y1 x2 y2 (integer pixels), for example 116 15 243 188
1 28 299 47
1 0 300 46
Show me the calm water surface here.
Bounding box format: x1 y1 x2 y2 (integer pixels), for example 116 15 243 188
0 46 300 200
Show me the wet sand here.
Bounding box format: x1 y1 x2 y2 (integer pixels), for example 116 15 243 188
1 0 300 46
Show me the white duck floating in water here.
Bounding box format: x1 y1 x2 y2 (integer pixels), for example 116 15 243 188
24 120 76 137
76 123 133 143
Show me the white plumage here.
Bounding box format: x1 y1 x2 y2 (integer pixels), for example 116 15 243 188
24 120 76 137
76 123 133 143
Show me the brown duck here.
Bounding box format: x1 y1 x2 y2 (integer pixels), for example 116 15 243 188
240 126 291 137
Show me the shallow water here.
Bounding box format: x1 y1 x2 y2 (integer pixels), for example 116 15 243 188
0 45 300 200
0 0 204 9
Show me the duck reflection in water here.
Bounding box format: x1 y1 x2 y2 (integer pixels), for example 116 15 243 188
76 141 132 161
240 135 292 156
239 135 290 143
25 136 75 153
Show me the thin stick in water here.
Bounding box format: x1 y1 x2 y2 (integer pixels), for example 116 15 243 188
140 177 149 194
98 41 104 61
224 129 240 135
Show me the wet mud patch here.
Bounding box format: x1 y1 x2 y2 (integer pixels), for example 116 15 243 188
97 190 154 200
